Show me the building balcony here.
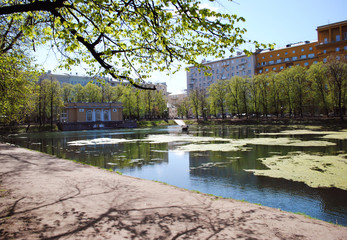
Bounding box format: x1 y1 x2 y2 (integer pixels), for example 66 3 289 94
316 39 347 48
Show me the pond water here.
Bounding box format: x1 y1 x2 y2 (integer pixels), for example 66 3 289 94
2 125 347 226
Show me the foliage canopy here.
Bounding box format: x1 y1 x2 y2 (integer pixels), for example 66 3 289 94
0 0 266 88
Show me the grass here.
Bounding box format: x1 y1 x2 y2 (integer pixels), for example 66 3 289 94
153 180 169 185
0 124 59 134
137 120 176 128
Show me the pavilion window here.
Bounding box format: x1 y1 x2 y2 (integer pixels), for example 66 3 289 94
95 110 101 121
86 110 92 121
104 110 109 121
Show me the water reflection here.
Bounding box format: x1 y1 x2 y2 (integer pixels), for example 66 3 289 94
2 125 347 226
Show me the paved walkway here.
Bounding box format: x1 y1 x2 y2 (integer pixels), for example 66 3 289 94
0 143 346 239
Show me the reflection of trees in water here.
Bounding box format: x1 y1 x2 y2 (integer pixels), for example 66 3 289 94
112 142 169 169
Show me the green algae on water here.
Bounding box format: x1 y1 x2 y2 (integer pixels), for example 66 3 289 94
245 152 347 190
175 137 335 152
259 129 347 140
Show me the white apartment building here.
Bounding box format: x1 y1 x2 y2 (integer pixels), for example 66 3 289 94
39 71 118 87
40 72 168 97
186 53 255 95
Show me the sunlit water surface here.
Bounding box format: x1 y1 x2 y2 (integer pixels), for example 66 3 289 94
2 125 347 226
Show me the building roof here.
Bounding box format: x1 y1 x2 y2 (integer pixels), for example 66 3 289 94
316 20 347 30
256 40 317 54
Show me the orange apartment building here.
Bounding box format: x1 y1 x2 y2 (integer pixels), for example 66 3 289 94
255 20 347 74
255 41 318 74
316 20 347 62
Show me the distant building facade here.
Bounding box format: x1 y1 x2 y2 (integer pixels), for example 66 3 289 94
254 41 318 74
39 71 117 87
186 20 346 96
168 92 188 118
40 72 169 98
255 20 347 74
316 20 347 62
61 102 123 123
187 54 255 95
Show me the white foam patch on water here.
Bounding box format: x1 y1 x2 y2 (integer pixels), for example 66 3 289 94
144 134 227 144
67 138 134 146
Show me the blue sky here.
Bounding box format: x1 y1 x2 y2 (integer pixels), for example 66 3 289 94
35 0 347 94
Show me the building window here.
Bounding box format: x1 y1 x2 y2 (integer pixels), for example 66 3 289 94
280 66 284 70
284 58 290 62
86 110 92 121
272 67 276 71
259 70 262 74
304 62 309 66
79 109 84 112
308 53 315 58
323 50 327 54
277 53 280 56
336 56 341 60
104 110 109 121
276 59 281 63
285 52 288 55
269 60 274 64
95 110 101 121
309 47 313 51
336 47 340 52
323 58 327 63
300 55 306 59
301 48 304 52
265 68 269 72
292 56 298 60
324 38 328 43
336 35 340 41
293 50 296 54
262 56 265 59
313 61 318 64
344 46 347 50
270 55 273 58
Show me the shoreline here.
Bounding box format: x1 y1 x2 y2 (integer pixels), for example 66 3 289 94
0 117 346 134
0 143 346 239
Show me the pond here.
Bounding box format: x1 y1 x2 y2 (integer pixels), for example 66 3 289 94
2 124 347 226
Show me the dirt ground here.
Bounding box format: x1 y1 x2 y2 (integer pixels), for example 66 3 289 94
0 143 346 239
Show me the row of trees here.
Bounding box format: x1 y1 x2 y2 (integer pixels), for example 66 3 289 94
177 59 347 120
0 73 168 126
